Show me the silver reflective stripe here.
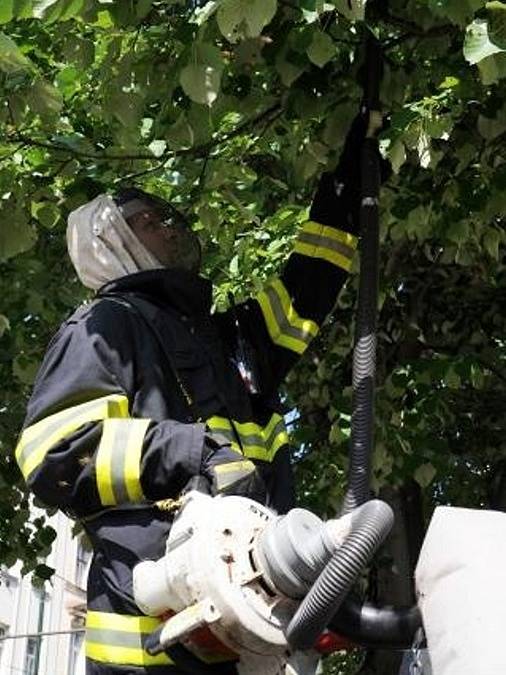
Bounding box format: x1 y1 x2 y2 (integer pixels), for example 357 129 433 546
107 421 134 505
264 417 287 449
214 460 255 491
86 628 150 650
297 230 355 262
265 285 313 345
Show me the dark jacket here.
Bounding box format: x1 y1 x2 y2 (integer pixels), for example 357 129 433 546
15 192 358 673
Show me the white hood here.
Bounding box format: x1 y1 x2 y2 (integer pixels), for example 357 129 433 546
66 194 163 290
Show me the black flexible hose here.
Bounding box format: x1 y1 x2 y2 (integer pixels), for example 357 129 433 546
337 31 423 646
286 500 394 650
329 597 422 649
342 136 380 515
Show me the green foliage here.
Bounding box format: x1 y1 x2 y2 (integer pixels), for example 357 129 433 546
0 0 504 633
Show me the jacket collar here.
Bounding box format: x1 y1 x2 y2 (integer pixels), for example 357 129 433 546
98 268 213 317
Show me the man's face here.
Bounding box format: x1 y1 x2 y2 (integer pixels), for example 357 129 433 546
127 206 201 273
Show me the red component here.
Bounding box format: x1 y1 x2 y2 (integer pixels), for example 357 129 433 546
314 630 355 654
158 610 237 660
186 625 238 660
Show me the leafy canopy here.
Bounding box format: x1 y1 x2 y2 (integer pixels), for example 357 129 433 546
0 1 505 601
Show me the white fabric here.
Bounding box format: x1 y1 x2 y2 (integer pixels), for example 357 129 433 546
415 506 506 675
66 194 163 290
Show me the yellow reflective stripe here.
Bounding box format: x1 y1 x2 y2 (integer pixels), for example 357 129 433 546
205 417 242 453
206 413 289 462
95 419 149 506
86 611 172 667
86 643 171 668
257 278 319 355
124 420 149 502
95 421 115 505
15 394 129 481
294 221 358 272
87 611 163 632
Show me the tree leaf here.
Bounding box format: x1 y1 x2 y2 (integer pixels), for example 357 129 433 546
33 202 60 229
487 1 506 48
0 0 14 24
62 35 95 68
385 138 406 174
477 51 506 82
33 563 55 581
33 0 84 22
0 314 10 338
0 32 33 73
331 0 367 21
56 65 82 98
414 463 437 488
306 30 335 67
180 63 222 106
275 49 304 86
136 0 154 20
13 353 40 384
105 90 143 127
180 45 224 106
27 78 63 119
13 0 33 18
428 0 484 27
166 113 195 149
217 0 277 42
0 207 37 261
464 19 504 64
483 228 501 259
477 108 506 139
37 526 57 546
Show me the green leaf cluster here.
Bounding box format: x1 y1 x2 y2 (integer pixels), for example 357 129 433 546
0 0 504 638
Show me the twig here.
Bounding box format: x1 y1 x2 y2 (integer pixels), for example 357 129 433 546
113 159 169 184
6 103 283 163
197 155 209 191
0 142 27 164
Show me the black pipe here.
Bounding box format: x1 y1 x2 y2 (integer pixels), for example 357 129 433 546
337 31 422 645
286 500 394 650
342 135 381 514
329 597 422 650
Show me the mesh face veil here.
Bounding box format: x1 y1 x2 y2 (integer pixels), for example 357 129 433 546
114 187 189 229
114 187 201 273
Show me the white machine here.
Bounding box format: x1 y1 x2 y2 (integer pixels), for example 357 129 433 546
133 490 386 675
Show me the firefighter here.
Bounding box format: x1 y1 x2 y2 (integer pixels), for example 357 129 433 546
15 114 371 675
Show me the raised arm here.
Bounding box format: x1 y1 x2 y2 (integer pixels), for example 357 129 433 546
220 114 369 395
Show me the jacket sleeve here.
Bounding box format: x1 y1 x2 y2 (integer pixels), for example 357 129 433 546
14 302 205 517
221 117 370 395
221 175 358 397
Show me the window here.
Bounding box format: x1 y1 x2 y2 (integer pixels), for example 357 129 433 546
75 538 91 588
67 631 84 675
24 637 39 675
23 588 47 675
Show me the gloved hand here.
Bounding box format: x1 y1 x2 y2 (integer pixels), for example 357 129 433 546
200 432 267 503
310 111 391 231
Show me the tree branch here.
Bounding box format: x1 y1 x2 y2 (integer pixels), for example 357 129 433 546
0 142 27 164
113 159 169 185
5 103 283 164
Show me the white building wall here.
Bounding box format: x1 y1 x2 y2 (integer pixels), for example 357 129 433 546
0 511 88 675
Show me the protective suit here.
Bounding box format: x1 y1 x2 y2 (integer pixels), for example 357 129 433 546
15 118 367 674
